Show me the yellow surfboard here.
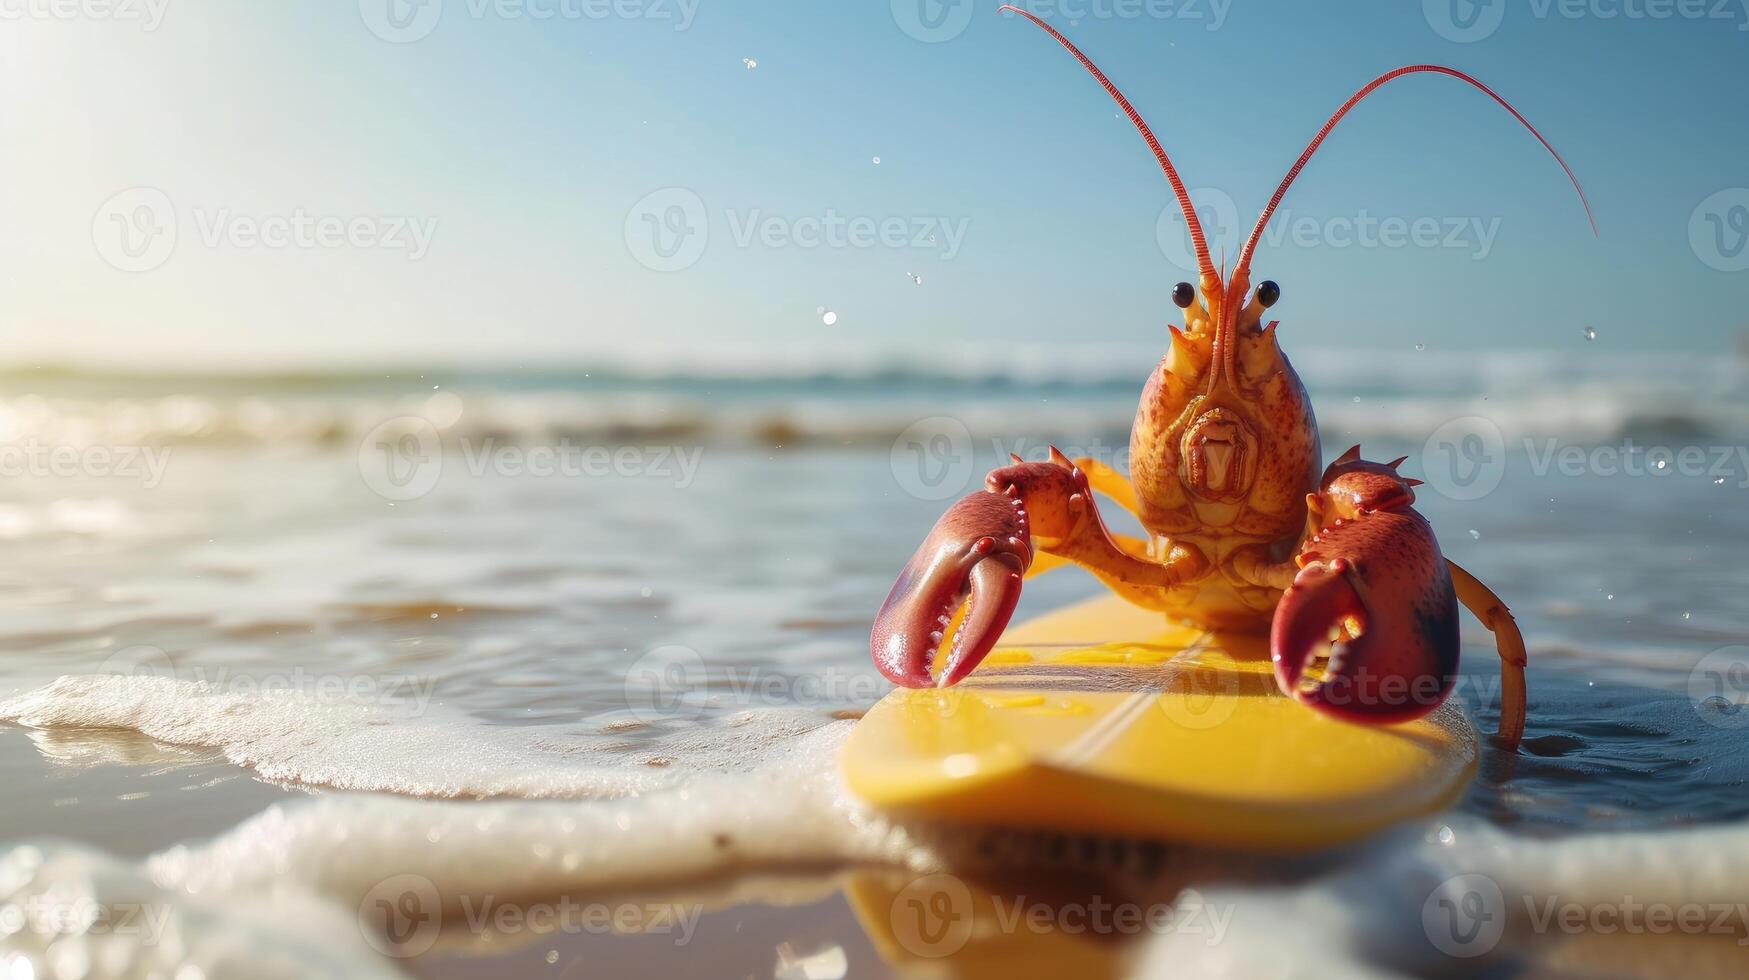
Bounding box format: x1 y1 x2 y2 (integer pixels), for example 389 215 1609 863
842 594 1477 850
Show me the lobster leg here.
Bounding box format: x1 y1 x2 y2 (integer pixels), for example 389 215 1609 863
1070 456 1141 517
989 450 1206 613
1447 559 1528 750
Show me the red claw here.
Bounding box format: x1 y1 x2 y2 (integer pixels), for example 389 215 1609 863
1270 451 1460 723
871 490 1033 688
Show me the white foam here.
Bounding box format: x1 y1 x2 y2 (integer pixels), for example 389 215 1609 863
0 675 831 799
0 842 400 979
7 676 1749 977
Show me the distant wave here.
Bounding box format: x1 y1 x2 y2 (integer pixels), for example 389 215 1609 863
0 346 1744 449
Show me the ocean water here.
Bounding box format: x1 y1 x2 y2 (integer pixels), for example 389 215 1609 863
2 344 1748 978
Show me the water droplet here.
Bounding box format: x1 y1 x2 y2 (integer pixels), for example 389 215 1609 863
1467 529 1480 540
640 586 653 598
822 310 838 326
815 305 825 315
742 57 757 69
906 271 922 285
1414 342 1426 351
871 155 881 165
1715 477 1726 485
1655 458 1667 470
1583 326 1597 341
1683 611 1693 620
547 950 560 964
1606 593 1615 601
1437 825 1455 845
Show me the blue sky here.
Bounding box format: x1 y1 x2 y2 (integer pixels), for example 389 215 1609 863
1 0 1746 366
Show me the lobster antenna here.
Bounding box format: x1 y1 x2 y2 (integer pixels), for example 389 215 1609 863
1229 65 1596 319
1000 5 1216 284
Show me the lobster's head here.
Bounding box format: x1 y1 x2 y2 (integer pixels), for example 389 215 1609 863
1128 273 1318 539
999 3 1592 539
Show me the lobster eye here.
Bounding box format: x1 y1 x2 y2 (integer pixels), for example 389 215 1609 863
1256 280 1280 308
1171 282 1195 309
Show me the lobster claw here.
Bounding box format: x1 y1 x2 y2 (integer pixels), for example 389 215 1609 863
871 490 1033 688
1271 555 1460 724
